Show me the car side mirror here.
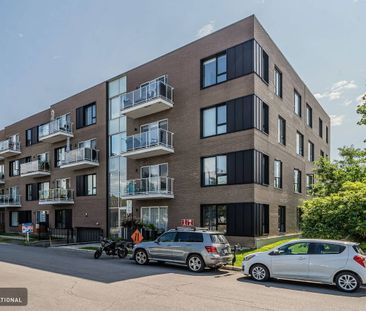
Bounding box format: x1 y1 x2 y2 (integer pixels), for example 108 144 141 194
270 249 281 256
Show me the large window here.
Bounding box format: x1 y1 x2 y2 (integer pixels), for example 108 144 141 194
201 204 227 233
25 126 39 146
9 160 20 177
308 141 315 162
55 209 72 229
76 174 97 196
326 125 329 144
306 174 314 194
26 184 38 201
274 67 282 97
202 104 227 137
254 41 269 83
274 160 283 189
9 211 31 227
141 207 168 231
278 206 286 233
294 90 302 117
296 131 304 156
202 53 227 88
294 169 302 193
278 116 286 145
76 102 96 129
202 155 227 186
319 118 323 138
306 104 313 127
54 146 66 167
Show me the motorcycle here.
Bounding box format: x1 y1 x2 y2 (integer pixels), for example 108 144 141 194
94 238 128 259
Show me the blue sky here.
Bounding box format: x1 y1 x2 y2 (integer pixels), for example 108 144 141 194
0 0 365 159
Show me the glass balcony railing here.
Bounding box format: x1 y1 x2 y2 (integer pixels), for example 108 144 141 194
60 147 99 167
121 80 174 111
38 119 73 140
39 189 74 204
0 195 21 206
0 139 20 153
20 160 50 176
123 128 174 154
121 177 174 198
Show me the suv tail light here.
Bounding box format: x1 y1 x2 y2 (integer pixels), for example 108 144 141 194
353 255 366 267
205 246 218 254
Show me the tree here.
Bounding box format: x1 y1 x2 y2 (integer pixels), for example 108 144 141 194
356 92 366 126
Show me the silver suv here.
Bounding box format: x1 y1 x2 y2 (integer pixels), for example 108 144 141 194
132 228 233 272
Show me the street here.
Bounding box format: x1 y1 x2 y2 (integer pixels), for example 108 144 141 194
0 243 365 311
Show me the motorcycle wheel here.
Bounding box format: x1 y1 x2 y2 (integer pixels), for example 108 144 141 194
118 248 128 259
94 249 102 259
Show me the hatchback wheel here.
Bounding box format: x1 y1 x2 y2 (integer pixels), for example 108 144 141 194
134 249 149 265
335 272 360 292
187 254 205 272
250 264 270 282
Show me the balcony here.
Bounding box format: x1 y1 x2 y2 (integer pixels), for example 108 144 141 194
0 195 21 207
0 139 21 159
121 80 174 119
38 119 73 143
121 176 174 200
39 189 74 205
20 160 50 177
122 128 174 159
60 147 99 169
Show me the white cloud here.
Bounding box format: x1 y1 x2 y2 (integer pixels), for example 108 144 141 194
196 21 215 38
344 99 352 106
330 114 345 126
315 80 358 101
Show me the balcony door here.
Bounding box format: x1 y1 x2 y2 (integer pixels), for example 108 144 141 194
140 164 168 193
9 186 19 201
140 120 168 146
55 178 70 190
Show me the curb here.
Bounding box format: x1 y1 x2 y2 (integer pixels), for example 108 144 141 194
221 265 242 272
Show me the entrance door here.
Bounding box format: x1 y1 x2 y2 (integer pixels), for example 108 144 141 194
55 209 72 229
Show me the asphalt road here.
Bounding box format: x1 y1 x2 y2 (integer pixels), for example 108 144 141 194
0 243 365 311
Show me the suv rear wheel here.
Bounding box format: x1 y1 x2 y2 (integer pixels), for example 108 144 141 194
134 249 149 265
335 271 360 292
250 264 270 282
187 254 205 272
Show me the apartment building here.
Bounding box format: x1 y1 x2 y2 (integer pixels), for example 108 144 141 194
0 15 330 246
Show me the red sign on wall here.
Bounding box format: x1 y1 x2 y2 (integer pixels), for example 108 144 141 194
180 219 194 226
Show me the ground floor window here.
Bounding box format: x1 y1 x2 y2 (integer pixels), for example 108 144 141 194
201 204 227 233
55 209 72 229
9 211 32 227
141 206 168 231
36 210 49 225
278 206 286 233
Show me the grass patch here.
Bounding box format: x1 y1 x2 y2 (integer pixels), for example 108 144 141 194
79 246 99 251
233 238 297 267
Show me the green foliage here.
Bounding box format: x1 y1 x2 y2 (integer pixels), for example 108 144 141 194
301 181 366 241
356 93 366 126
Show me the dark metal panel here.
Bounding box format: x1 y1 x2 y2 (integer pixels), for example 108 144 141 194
234 98 244 131
227 99 236 133
235 151 244 184
243 40 254 74
227 46 236 80
227 152 236 185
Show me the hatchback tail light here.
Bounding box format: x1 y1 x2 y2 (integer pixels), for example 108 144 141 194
205 246 218 253
353 255 366 268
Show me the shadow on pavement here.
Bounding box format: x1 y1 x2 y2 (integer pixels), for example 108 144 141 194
0 244 231 284
237 276 366 297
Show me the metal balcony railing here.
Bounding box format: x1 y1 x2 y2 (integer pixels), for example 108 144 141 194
121 80 174 111
122 177 174 198
60 147 99 166
123 128 174 153
0 139 20 153
39 189 74 204
0 195 21 206
38 119 73 139
20 160 50 176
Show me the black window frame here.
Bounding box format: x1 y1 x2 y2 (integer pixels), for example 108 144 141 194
306 104 313 128
278 206 286 233
294 89 302 117
308 140 315 162
201 104 227 138
296 131 304 157
201 204 227 233
201 52 227 88
9 210 32 227
76 102 97 129
26 183 39 201
9 160 20 177
319 118 323 138
294 169 302 193
201 155 227 187
278 116 286 145
76 173 97 196
274 66 283 98
54 146 66 168
306 174 314 194
274 159 283 189
325 125 329 143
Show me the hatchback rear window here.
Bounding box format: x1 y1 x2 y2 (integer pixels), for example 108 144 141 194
308 243 346 255
353 245 365 255
210 234 228 244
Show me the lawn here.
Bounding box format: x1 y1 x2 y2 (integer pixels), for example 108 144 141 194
232 238 297 267
79 246 99 251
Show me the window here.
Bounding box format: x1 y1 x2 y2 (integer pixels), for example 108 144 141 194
320 150 325 157
278 116 286 145
319 118 323 138
201 204 227 233
262 102 269 134
38 182 50 200
202 104 227 137
294 90 302 117
308 243 346 255
262 154 269 185
274 160 283 189
277 242 309 255
296 131 304 156
26 184 38 201
294 169 302 193
54 146 66 167
274 67 282 97
202 155 227 186
254 41 269 83
176 232 204 243
78 139 96 150
55 209 72 229
308 141 315 162
76 174 97 196
306 174 314 194
9 211 31 227
0 164 4 180
158 231 176 242
202 53 227 88
141 207 168 231
326 126 329 144
110 133 123 156
76 102 96 129
306 104 313 127
278 206 286 233
25 126 39 146
9 160 20 177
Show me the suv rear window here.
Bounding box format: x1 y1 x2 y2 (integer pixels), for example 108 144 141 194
210 234 228 244
176 232 203 242
353 245 365 255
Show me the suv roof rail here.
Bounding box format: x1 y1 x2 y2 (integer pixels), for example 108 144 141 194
173 226 210 232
